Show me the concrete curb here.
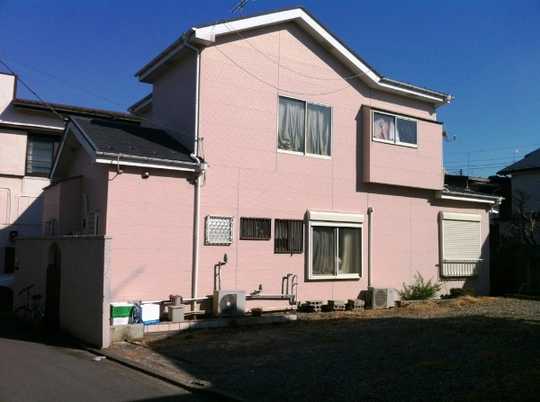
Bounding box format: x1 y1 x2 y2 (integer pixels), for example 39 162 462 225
84 346 244 401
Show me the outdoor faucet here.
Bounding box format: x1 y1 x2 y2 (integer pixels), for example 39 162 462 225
214 254 229 292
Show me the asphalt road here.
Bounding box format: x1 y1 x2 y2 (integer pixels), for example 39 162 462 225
0 318 207 402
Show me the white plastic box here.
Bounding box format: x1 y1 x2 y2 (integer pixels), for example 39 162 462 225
141 301 161 325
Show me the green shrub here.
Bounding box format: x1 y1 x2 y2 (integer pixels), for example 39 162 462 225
400 272 442 300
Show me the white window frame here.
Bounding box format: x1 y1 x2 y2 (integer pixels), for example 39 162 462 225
372 109 418 148
307 213 363 281
277 95 333 159
439 212 482 278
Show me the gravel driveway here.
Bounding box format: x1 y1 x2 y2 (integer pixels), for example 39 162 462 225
117 297 540 402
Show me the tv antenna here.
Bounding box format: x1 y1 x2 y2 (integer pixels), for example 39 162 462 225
231 0 252 15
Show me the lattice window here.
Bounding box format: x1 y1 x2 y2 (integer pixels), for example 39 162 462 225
205 216 233 245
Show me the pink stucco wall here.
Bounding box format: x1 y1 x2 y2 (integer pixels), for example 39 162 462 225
190 23 489 301
151 51 197 152
45 138 109 236
104 167 195 301
362 106 444 190
79 21 490 307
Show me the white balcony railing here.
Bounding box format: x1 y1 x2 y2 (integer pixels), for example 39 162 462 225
441 259 482 278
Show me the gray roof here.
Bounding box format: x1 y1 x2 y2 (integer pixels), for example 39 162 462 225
13 98 140 122
71 117 195 165
498 147 540 175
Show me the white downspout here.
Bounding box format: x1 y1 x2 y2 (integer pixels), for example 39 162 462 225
190 156 205 311
367 207 374 287
184 40 201 157
185 38 202 311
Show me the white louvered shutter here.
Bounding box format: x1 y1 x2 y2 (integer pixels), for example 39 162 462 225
442 219 481 261
440 213 482 277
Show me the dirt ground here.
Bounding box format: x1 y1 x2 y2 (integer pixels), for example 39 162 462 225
111 297 540 402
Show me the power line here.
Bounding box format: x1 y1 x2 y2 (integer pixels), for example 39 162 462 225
445 142 540 155
444 156 517 166
3 56 125 109
213 43 352 96
0 54 197 143
445 162 511 169
0 56 65 121
222 21 368 83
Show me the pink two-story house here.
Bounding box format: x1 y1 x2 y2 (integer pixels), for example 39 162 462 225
15 8 500 347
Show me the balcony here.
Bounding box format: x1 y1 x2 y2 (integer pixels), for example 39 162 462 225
362 106 444 190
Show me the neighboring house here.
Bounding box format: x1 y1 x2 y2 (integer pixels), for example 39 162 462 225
0 72 137 307
444 173 509 218
494 149 540 295
15 8 500 347
498 148 540 213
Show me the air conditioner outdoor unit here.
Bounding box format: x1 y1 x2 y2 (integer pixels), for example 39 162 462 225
213 290 246 316
366 287 400 309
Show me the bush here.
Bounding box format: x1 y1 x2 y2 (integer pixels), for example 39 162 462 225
400 272 442 300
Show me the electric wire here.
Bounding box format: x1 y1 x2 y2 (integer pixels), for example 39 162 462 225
0 56 65 121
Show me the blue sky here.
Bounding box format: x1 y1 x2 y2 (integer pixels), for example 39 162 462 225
1 0 539 177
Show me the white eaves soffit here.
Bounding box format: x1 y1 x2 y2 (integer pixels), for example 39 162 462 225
191 8 450 105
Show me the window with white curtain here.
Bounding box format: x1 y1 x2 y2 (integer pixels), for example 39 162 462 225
308 213 362 279
373 111 417 146
278 96 331 156
439 212 482 278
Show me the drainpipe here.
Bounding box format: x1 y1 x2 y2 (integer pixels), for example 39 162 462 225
367 207 374 287
184 38 201 157
190 156 205 311
184 37 202 311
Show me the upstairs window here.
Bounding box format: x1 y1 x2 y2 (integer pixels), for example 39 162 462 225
278 96 331 157
274 219 304 254
26 135 60 177
373 111 417 147
240 217 271 240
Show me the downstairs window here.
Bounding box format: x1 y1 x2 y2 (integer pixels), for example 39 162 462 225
274 219 304 254
439 212 482 277
307 211 363 280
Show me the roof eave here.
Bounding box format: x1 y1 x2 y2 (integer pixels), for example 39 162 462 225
12 99 140 122
135 31 192 82
128 93 153 114
436 190 503 206
135 8 451 105
95 153 199 173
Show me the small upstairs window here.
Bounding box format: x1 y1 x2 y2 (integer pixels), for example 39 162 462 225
240 218 271 240
26 135 60 177
373 111 417 147
278 96 331 157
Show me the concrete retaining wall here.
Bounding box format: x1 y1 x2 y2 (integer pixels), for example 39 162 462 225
14 236 111 347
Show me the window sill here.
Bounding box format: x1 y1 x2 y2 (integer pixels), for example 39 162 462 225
372 138 418 149
308 273 361 281
277 149 332 159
